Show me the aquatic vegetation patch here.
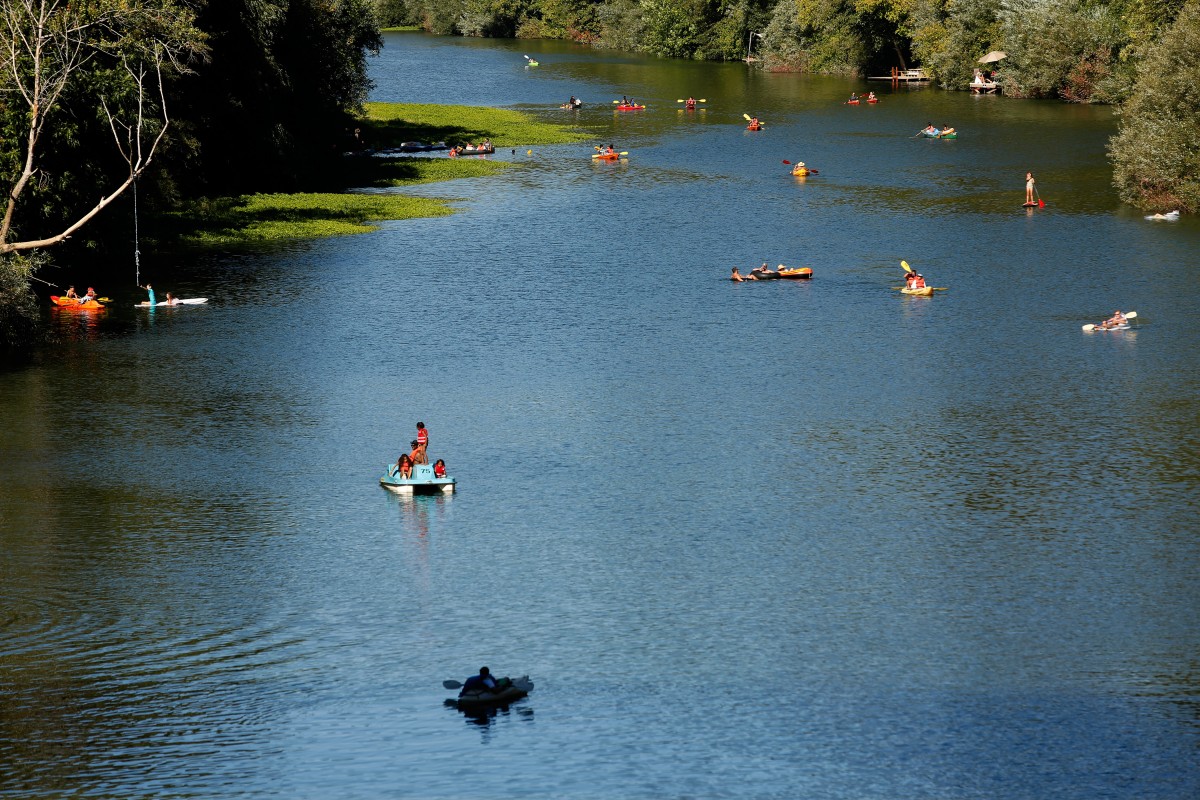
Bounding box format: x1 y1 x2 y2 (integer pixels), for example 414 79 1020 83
362 102 591 147
159 159 510 245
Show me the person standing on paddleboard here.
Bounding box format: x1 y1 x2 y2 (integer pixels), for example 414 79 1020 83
1025 172 1036 205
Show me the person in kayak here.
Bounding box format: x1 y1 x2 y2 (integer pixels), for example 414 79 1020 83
434 459 447 478
730 267 744 282
1100 310 1127 329
82 287 98 303
64 286 79 300
685 96 697 109
868 92 877 101
460 667 512 696
911 273 927 289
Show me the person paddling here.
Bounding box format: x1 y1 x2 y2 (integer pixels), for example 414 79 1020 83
1100 310 1127 329
460 666 512 696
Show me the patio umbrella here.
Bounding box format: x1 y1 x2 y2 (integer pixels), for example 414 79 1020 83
978 51 1007 63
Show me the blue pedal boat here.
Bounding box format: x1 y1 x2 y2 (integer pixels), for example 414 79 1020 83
379 463 456 494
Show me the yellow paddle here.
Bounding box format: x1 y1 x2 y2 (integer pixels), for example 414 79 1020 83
901 260 913 273
676 99 707 103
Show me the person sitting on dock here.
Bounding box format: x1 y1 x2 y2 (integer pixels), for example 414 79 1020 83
410 439 428 465
434 459 447 478
394 453 413 479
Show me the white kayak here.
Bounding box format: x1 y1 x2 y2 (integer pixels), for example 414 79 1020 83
135 298 208 307
1083 311 1136 332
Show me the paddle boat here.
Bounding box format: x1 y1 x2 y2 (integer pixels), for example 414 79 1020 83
380 461 455 494
778 267 813 279
50 295 105 310
444 676 533 711
616 104 645 111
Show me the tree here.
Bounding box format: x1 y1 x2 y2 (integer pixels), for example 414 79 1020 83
1109 0 1200 211
0 0 203 256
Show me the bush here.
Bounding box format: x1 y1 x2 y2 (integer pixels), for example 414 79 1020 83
1109 0 1200 211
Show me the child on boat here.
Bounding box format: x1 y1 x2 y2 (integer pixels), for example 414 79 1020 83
394 453 413 479
434 459 447 478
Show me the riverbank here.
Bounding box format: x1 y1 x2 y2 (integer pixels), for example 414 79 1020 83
154 102 588 247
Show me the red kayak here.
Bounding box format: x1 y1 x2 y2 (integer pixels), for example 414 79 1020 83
747 123 762 131
616 104 645 111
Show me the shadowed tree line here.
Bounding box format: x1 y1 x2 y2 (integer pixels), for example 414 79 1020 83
0 0 381 355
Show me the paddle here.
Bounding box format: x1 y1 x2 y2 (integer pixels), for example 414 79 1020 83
782 161 818 173
901 260 913 273
1083 311 1137 331
676 99 707 103
1036 186 1046 209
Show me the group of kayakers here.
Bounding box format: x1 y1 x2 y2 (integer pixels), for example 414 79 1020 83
730 262 791 281
393 421 448 479
920 122 956 137
447 139 492 157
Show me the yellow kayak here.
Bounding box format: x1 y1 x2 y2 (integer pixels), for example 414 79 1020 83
901 286 934 296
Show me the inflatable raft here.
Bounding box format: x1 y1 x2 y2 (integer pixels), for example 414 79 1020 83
50 296 105 310
448 676 533 710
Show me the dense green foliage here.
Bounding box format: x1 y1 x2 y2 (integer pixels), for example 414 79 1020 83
1109 0 1200 210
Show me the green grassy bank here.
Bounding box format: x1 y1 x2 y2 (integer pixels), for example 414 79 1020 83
159 103 588 246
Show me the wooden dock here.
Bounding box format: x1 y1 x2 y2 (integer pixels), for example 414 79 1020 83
868 68 931 83
970 81 1000 94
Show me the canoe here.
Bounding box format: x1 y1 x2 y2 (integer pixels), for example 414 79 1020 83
616 104 645 111
779 268 813 279
380 462 455 494
135 298 208 307
50 296 105 310
448 676 533 710
901 286 934 296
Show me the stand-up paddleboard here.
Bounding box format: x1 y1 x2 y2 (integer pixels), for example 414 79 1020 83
135 298 208 307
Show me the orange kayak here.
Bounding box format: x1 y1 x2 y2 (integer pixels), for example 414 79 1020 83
779 268 813 279
50 295 105 310
593 152 620 160
747 124 761 131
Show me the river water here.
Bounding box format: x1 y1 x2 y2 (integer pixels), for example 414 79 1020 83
2 33 1198 799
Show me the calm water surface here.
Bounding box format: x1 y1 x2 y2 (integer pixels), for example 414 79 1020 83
2 33 1198 799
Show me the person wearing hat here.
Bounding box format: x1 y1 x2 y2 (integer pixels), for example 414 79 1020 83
911 273 927 289
409 438 428 465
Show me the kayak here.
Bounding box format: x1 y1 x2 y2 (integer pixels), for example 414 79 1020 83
526 60 539 67
135 298 208 307
616 104 645 111
779 268 813 279
1086 323 1131 331
746 123 762 131
901 286 934 296
868 98 879 103
847 100 860 105
593 152 620 161
447 676 533 711
50 296 105 310
792 167 811 176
